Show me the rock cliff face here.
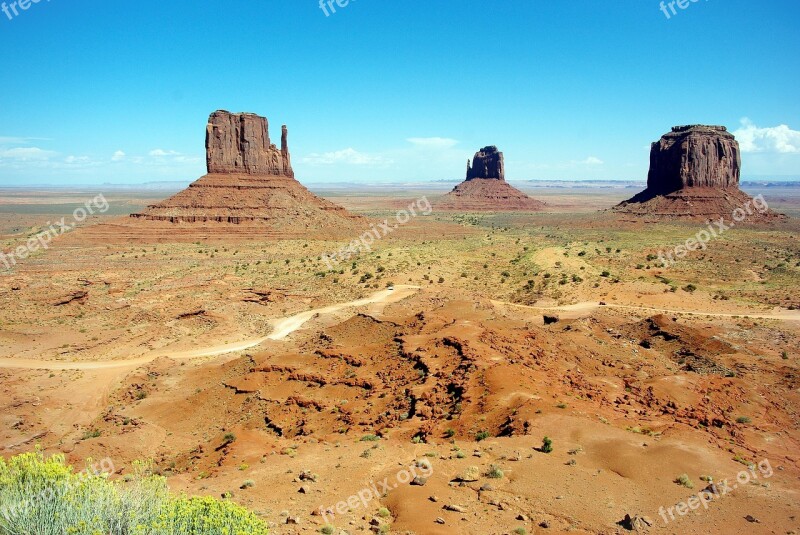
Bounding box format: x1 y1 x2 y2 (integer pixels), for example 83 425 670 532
437 146 545 211
132 111 359 231
466 146 505 181
615 125 782 221
646 125 740 195
206 111 293 176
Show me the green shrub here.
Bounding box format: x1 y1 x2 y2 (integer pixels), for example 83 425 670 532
541 436 553 453
475 431 490 442
486 465 504 479
675 474 694 489
0 451 269 535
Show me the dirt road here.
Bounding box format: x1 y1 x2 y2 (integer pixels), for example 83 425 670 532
0 285 420 371
492 300 800 322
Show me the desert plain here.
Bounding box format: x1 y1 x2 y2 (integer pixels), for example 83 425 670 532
0 181 798 535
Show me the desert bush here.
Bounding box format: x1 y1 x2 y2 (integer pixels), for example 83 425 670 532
0 451 269 535
541 436 553 453
486 465 504 479
675 473 694 489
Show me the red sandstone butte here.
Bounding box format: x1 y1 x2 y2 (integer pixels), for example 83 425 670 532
132 110 359 229
437 146 545 211
614 125 784 221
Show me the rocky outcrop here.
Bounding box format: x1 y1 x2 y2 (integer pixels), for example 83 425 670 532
206 110 293 176
437 146 545 211
646 125 740 196
466 146 505 181
132 111 359 231
615 125 783 221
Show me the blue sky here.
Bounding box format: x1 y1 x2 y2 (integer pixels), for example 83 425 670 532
1 0 799 185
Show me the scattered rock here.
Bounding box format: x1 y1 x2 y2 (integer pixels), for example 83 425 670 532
299 470 318 482
410 476 427 486
617 514 653 531
443 504 467 513
52 291 88 306
455 465 481 482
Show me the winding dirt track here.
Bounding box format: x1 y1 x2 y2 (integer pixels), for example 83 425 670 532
3 288 796 372
492 300 800 322
0 285 420 371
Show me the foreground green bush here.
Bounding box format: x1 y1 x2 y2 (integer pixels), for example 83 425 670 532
0 452 268 535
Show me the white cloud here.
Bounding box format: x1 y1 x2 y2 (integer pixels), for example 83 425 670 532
0 147 59 161
112 150 126 162
302 148 392 166
528 156 605 170
144 149 201 165
64 155 95 165
149 149 181 157
406 137 459 150
0 136 51 145
734 118 800 153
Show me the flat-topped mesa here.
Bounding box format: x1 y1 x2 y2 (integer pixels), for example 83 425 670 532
614 124 785 221
647 124 740 195
205 110 293 177
466 145 505 181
